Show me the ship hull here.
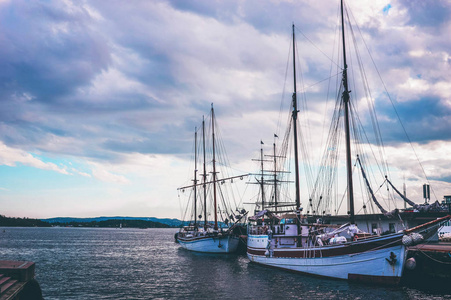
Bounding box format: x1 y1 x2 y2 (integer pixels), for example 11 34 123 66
178 234 240 253
247 233 406 284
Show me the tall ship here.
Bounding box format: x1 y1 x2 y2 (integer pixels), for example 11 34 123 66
176 104 248 253
246 0 450 284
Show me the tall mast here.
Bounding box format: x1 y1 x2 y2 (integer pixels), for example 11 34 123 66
260 145 265 210
202 117 207 229
211 104 218 230
341 0 355 224
292 23 301 210
273 140 278 212
193 127 198 226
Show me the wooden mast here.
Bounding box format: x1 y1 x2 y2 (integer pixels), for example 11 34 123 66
193 127 198 226
273 139 278 212
260 145 265 210
292 23 301 211
202 117 208 229
341 0 355 224
211 104 218 230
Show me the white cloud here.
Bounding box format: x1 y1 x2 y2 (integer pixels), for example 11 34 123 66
91 165 129 184
73 170 91 178
0 142 69 175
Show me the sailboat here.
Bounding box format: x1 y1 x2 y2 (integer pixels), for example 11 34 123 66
176 104 248 253
246 0 450 284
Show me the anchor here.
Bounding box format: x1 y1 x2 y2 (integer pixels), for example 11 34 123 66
385 251 397 265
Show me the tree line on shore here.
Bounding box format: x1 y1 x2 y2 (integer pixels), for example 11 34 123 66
0 215 175 228
0 215 51 227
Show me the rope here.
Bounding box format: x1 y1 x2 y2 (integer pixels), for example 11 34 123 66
295 26 340 69
412 230 451 265
415 248 451 265
346 0 437 201
349 235 403 257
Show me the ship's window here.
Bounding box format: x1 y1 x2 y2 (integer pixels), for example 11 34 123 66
371 223 377 233
389 223 395 233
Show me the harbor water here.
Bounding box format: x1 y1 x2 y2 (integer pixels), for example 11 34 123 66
1 227 450 299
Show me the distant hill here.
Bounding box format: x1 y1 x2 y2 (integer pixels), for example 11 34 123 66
45 219 173 229
42 216 184 227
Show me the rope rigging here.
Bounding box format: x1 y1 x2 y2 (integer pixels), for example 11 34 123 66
178 108 248 227
308 2 405 217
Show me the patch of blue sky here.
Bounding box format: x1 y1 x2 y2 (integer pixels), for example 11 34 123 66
383 4 392 16
0 164 91 194
30 153 92 177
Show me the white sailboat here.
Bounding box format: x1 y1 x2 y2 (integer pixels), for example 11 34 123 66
247 0 450 284
176 104 247 253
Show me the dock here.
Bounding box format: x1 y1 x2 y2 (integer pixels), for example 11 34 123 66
405 242 451 280
0 261 42 300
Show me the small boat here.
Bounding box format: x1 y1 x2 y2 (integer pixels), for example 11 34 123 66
177 224 240 253
176 104 248 253
247 0 450 284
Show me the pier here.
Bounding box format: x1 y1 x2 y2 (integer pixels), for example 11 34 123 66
405 242 451 281
0 261 42 300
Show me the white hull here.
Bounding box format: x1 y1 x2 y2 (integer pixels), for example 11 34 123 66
247 233 406 284
178 235 239 253
248 245 405 283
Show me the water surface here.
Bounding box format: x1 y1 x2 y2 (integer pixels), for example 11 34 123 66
1 227 450 299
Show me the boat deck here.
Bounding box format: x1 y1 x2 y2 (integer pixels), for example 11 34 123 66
409 242 451 253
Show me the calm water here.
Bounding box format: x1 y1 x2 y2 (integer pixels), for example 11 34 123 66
0 227 450 299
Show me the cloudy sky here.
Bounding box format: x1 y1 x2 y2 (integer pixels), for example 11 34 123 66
0 0 450 219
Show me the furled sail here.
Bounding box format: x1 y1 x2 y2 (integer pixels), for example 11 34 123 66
356 155 387 214
385 176 417 207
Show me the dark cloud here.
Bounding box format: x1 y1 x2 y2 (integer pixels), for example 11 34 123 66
0 1 187 161
0 0 450 167
167 0 336 35
398 0 451 28
430 175 451 184
167 0 228 21
0 1 111 104
376 96 451 144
